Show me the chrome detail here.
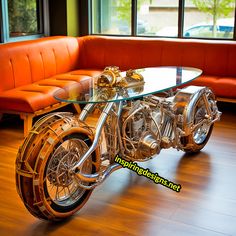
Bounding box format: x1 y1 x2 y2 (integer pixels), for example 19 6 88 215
174 86 221 150
70 85 220 188
72 101 115 172
138 132 160 158
79 103 96 121
120 101 161 161
75 163 122 190
46 138 92 207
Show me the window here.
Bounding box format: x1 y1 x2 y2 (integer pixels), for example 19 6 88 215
90 0 236 40
137 0 179 37
1 0 49 42
184 0 235 39
92 0 132 35
8 0 42 37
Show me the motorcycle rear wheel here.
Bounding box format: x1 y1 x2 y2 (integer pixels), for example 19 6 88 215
181 96 214 153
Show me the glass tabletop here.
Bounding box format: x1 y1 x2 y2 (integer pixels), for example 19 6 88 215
54 66 202 104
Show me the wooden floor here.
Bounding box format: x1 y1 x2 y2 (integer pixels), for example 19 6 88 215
0 102 236 236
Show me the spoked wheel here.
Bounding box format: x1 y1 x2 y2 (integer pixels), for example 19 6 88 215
192 105 212 145
44 135 93 213
181 95 215 153
16 113 100 221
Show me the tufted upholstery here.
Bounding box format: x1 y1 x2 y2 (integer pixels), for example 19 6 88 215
78 36 236 99
0 36 82 92
0 37 102 113
79 36 236 76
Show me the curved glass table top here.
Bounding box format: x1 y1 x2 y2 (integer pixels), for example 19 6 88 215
54 66 202 104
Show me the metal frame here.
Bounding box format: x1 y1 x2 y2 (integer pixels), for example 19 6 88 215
178 0 184 38
79 0 91 36
70 86 221 189
131 0 137 36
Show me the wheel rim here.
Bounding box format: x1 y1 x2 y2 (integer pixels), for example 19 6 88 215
46 138 92 207
193 105 211 144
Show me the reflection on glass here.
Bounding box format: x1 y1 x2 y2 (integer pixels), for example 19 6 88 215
137 0 178 36
92 0 131 35
8 0 41 37
184 0 235 39
54 67 202 104
176 67 182 85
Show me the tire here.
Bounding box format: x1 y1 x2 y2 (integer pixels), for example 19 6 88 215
15 112 100 221
180 96 214 153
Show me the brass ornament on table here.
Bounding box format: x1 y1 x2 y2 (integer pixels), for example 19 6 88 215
125 69 144 82
96 66 123 87
96 66 144 89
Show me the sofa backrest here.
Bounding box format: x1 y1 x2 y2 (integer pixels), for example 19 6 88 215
1 35 236 93
0 36 80 92
79 36 236 77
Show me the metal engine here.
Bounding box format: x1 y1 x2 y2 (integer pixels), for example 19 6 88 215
121 100 161 161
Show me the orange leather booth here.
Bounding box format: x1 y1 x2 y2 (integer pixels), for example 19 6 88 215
0 35 235 135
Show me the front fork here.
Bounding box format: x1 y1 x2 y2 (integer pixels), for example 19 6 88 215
72 101 123 189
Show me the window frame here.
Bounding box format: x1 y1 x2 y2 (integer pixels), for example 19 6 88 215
88 0 236 41
1 0 49 43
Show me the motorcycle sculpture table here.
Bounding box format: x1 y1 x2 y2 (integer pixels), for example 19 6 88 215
16 66 221 221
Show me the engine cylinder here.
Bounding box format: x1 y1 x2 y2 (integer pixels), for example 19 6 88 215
138 133 160 158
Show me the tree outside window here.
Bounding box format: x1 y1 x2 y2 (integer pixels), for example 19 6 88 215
184 0 235 38
91 0 236 39
8 0 41 37
191 0 235 37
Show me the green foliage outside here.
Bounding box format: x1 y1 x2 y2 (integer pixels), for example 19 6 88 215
115 0 235 37
191 0 235 36
8 0 38 35
116 0 152 23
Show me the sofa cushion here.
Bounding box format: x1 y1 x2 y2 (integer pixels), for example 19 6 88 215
0 36 81 93
189 75 236 98
189 75 219 90
0 69 102 113
0 81 76 113
70 69 103 77
213 77 236 98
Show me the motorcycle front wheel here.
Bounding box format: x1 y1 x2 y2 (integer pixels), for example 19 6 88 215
16 113 100 221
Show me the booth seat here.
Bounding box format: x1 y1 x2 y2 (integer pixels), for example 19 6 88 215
0 35 236 136
79 36 236 99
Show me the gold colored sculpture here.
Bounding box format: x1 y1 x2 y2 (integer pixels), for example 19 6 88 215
96 66 144 89
126 69 144 81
